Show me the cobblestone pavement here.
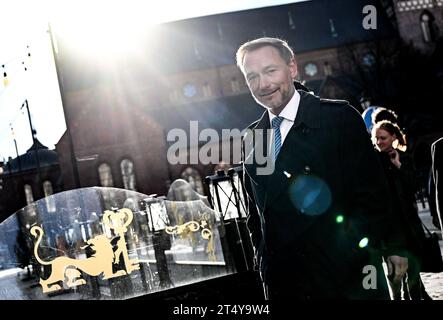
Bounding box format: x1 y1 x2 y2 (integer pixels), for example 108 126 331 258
421 272 443 300
418 203 443 300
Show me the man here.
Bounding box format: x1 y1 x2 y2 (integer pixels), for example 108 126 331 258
237 37 407 299
431 137 443 231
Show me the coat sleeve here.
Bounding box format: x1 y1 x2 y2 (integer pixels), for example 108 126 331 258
339 104 406 253
396 152 418 199
432 138 443 229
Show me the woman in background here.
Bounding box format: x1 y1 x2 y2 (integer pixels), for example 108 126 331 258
372 120 431 300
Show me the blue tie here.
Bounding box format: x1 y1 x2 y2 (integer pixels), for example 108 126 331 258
272 116 284 161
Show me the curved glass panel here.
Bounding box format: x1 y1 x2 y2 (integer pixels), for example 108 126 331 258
0 185 231 300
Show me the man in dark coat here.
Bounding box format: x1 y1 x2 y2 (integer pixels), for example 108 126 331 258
431 137 443 232
237 37 407 299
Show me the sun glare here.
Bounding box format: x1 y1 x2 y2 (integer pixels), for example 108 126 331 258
7 0 304 58
48 1 158 57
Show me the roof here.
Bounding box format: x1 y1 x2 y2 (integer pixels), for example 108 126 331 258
2 139 59 174
304 79 325 95
57 0 397 91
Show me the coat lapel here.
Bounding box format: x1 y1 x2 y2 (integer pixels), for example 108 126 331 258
244 111 270 186
263 91 321 210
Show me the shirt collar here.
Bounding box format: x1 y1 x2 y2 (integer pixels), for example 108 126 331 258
268 89 300 124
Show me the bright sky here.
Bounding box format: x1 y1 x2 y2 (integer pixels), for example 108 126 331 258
0 0 304 161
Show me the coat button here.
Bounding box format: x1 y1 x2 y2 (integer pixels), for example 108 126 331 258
304 166 311 174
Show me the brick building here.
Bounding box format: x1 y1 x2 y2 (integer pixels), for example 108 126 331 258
0 139 62 222
384 0 443 53
54 0 399 198
1 0 442 220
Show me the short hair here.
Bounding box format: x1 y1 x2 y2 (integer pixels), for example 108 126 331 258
236 37 295 72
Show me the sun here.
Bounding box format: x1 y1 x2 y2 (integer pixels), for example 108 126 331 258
48 1 158 57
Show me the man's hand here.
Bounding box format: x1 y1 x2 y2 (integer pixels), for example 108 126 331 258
386 255 408 283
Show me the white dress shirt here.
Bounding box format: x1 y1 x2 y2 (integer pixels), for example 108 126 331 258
268 89 301 151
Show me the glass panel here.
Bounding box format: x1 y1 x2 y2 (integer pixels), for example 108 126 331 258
231 173 247 219
0 185 231 300
209 180 239 220
180 167 204 195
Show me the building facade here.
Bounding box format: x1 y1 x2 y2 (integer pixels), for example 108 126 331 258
54 0 401 199
2 0 442 220
0 139 62 222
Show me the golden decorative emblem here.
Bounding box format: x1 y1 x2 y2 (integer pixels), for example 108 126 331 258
165 212 216 261
30 208 139 293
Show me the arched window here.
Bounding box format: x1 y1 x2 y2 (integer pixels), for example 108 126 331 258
121 159 137 190
43 180 56 212
0 164 3 191
202 83 212 97
169 88 180 102
98 163 114 187
193 41 201 60
180 167 204 195
420 11 437 43
230 78 240 93
24 184 36 216
323 61 332 76
24 184 34 204
288 11 296 30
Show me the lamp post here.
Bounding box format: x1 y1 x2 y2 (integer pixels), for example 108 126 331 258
21 99 44 198
141 195 172 289
8 126 27 213
10 126 23 175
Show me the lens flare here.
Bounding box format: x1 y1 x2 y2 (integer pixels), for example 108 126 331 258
336 215 344 223
359 237 369 248
289 174 332 216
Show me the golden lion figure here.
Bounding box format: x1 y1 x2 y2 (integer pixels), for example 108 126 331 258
30 226 127 293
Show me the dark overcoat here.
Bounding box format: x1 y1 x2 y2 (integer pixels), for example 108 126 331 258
243 89 400 299
431 137 443 230
378 150 426 255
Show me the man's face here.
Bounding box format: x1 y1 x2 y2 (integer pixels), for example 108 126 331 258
242 46 297 115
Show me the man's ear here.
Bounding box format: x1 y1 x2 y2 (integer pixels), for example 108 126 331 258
289 58 297 79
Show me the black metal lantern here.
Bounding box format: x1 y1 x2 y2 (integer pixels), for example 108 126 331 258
205 167 253 272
